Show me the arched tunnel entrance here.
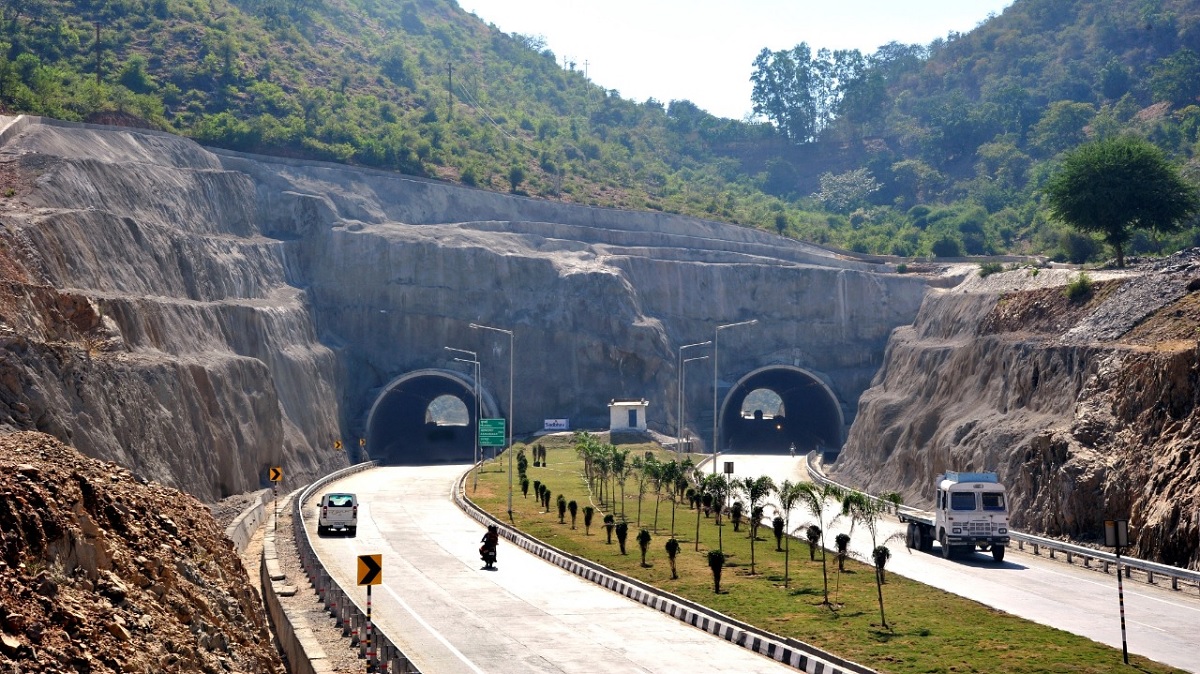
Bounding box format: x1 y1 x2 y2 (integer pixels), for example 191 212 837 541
365 369 500 464
717 366 843 454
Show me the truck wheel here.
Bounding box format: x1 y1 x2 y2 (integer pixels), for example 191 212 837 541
906 523 917 549
348 526 357 538
920 531 934 553
940 532 953 560
992 545 1005 563
317 525 327 536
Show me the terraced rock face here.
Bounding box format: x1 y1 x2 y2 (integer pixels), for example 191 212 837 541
833 253 1200 569
0 115 928 500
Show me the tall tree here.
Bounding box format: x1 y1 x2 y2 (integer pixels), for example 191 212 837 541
840 491 905 630
794 482 844 606
1044 136 1199 267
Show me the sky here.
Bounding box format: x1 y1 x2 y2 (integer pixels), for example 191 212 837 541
460 1 1016 120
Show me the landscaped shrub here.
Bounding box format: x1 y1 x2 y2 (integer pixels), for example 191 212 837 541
806 525 821 561
730 501 744 531
637 528 651 567
583 506 594 535
604 513 615 543
568 500 578 529
772 516 785 551
615 521 629 554
707 549 726 593
665 538 680 579
556 494 567 523
520 477 529 498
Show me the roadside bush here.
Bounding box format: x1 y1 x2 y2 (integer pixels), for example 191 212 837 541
1064 272 1093 302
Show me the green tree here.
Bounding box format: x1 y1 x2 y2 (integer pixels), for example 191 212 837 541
556 494 567 523
615 520 629 555
1149 49 1200 107
1044 136 1200 267
568 500 578 529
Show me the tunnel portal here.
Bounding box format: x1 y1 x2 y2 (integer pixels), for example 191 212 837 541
365 369 499 464
718 366 843 454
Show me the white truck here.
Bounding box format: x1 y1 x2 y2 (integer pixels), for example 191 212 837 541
898 471 1010 562
317 492 358 536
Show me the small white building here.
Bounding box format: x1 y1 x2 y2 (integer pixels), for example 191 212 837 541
608 398 649 432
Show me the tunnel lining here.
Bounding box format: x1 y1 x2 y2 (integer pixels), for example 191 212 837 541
717 365 844 454
365 368 501 464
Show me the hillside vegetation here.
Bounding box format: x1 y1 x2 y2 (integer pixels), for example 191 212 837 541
4 0 1200 261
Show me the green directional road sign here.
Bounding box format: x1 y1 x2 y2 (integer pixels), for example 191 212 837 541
479 418 506 447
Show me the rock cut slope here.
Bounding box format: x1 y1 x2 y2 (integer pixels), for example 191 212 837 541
833 251 1200 569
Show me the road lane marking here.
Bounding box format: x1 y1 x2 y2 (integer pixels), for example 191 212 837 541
383 582 488 674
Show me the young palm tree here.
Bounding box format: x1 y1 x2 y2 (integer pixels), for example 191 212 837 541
556 494 567 523
841 490 905 630
738 475 776 575
794 481 844 606
775 480 805 588
604 513 615 543
835 532 851 572
730 501 744 532
568 500 578 529
772 515 785 552
615 520 629 555
659 460 682 536
610 446 631 518
704 473 731 552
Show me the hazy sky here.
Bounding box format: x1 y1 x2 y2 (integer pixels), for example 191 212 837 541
460 1 1016 120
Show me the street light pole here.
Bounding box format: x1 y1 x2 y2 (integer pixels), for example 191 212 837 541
471 323 514 521
446 347 480 490
712 319 757 474
681 355 708 455
677 341 711 453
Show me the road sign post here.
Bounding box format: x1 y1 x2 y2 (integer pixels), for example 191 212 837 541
269 467 282 532
357 554 382 672
1105 519 1130 665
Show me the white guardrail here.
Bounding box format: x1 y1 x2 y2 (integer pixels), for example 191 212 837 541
805 452 1200 594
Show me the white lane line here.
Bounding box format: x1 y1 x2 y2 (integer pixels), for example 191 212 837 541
1130 620 1167 633
1017 559 1200 614
382 581 488 674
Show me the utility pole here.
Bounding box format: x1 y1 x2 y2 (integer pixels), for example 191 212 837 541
447 62 453 120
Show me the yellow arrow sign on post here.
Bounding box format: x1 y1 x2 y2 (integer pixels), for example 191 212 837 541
357 554 382 586
269 466 283 482
334 439 343 451
359 438 366 447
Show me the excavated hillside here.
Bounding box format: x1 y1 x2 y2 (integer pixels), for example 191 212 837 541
0 431 283 674
833 250 1200 569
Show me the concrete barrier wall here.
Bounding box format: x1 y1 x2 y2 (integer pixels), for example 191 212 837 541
225 488 273 553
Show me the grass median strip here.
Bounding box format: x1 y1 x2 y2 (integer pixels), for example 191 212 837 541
465 435 1183 674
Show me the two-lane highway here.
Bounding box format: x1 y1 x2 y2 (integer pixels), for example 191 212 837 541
305 465 800 674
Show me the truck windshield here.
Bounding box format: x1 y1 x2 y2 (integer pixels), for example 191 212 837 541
950 492 977 511
981 491 1005 511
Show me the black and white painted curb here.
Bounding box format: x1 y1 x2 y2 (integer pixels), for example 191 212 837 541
454 473 876 674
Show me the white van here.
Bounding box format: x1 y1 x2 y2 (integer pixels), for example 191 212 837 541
317 493 358 536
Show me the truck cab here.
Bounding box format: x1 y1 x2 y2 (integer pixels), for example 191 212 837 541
934 471 1009 561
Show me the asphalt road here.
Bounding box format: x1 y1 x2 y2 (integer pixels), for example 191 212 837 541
304 465 800 674
726 453 1200 673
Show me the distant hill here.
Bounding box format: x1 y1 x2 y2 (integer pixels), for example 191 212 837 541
3 0 1200 261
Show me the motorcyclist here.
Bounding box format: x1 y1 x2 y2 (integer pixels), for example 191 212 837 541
479 524 499 569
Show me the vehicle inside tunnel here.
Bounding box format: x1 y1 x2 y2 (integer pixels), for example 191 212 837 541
365 370 498 464
717 366 843 454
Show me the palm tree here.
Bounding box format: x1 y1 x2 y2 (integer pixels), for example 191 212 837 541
693 480 708 551
794 481 844 606
604 513 615 543
835 532 851 572
637 528 652 567
615 520 629 555
776 480 805 588
583 506 595 535
841 490 905 630
568 500 578 529
610 446 630 518
704 473 731 551
738 475 776 575
631 454 648 527
660 460 682 536
772 515 785 551
556 494 567 523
